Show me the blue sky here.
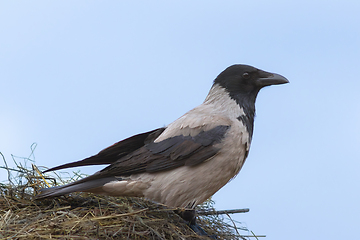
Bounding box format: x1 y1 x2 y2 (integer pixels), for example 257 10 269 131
1 1 359 239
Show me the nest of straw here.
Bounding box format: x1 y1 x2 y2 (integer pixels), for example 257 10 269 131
0 149 252 240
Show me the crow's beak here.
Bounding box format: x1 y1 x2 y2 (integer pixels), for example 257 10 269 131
256 70 289 87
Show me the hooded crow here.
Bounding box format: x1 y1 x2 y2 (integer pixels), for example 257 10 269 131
37 64 288 234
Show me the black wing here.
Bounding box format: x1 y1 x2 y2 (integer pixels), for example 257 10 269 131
43 127 165 173
90 125 230 178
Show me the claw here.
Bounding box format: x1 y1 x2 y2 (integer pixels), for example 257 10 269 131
175 209 217 239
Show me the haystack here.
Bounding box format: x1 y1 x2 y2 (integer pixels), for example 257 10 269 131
0 149 261 239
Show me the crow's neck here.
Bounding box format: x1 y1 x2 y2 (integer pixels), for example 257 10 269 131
204 84 257 141
230 92 257 141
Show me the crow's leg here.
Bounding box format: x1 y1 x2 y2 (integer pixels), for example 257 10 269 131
175 209 217 239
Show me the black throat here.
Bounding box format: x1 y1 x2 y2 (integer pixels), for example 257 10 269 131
231 92 258 141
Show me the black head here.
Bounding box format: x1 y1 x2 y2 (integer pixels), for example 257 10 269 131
214 64 289 100
213 64 288 140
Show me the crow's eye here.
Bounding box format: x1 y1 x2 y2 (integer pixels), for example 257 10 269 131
242 72 250 79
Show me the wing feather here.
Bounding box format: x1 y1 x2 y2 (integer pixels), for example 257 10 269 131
43 127 165 173
92 125 230 178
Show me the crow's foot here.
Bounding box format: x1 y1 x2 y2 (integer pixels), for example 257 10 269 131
175 209 217 239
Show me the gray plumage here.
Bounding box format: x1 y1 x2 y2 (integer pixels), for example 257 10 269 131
37 64 288 209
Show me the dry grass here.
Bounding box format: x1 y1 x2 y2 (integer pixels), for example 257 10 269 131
0 147 254 239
